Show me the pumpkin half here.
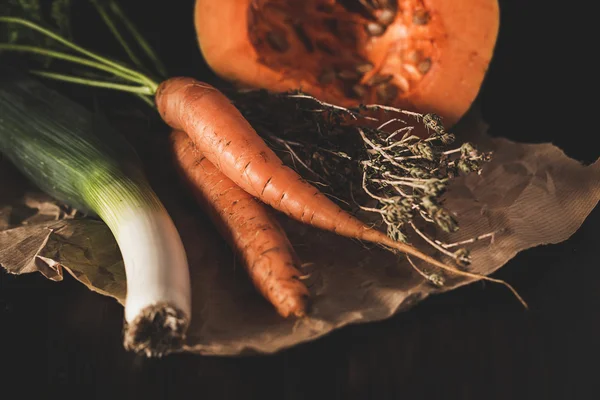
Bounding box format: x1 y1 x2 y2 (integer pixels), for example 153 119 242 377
195 0 499 127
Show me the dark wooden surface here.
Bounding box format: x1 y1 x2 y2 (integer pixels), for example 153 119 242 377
1 1 598 399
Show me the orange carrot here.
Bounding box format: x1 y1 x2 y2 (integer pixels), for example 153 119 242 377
156 79 453 264
156 77 526 306
169 129 309 318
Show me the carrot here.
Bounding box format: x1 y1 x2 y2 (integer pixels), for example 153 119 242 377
169 129 309 318
155 77 526 308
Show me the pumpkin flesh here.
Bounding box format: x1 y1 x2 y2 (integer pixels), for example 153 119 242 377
195 0 499 127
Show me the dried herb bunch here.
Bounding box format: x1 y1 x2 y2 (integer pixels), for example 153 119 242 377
230 89 493 278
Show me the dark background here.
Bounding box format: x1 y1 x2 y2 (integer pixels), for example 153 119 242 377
1 1 598 399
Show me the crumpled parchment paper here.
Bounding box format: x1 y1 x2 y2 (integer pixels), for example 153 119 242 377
1 109 599 356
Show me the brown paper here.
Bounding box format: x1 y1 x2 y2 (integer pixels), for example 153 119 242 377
1 111 599 356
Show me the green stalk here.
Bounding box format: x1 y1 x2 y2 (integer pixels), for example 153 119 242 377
30 70 153 94
0 16 160 93
108 0 168 78
89 0 144 71
0 43 146 84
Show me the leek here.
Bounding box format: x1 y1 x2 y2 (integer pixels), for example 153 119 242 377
0 67 191 357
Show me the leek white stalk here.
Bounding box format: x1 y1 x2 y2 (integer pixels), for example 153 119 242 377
0 67 191 357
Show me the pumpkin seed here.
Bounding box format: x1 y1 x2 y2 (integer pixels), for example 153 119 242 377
292 23 314 52
418 58 432 74
266 31 289 52
337 69 361 81
351 84 368 98
368 74 394 86
365 22 385 37
413 9 430 25
376 83 399 102
376 9 396 25
355 62 374 74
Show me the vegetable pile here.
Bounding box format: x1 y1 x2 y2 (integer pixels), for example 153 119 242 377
0 0 523 357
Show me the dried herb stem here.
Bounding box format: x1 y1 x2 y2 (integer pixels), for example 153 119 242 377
405 255 445 287
435 231 498 249
409 221 463 262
